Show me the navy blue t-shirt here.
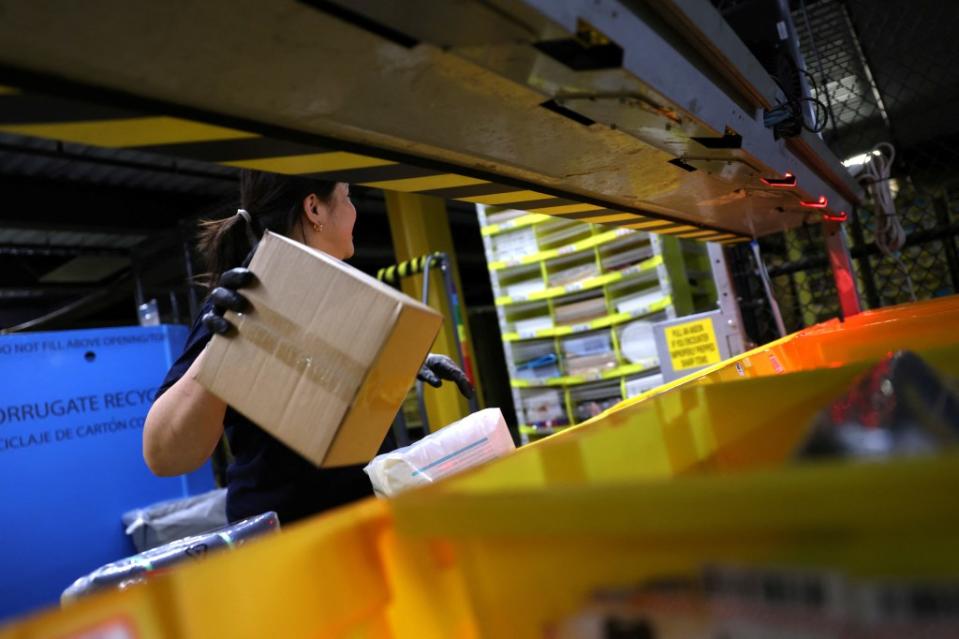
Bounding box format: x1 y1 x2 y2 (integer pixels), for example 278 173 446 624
156 302 396 524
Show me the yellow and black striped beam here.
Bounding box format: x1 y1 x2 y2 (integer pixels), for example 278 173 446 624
376 253 445 285
0 83 749 244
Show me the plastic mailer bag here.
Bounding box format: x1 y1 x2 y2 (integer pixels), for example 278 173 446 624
795 351 959 460
122 488 228 553
364 407 515 497
62 511 279 604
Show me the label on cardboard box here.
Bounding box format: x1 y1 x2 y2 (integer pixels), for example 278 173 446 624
195 232 442 467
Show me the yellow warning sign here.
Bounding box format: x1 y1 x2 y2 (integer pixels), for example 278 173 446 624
665 318 721 371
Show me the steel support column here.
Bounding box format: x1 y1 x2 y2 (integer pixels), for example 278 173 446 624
384 191 480 431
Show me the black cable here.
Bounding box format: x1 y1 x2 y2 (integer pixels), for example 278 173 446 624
799 0 840 132
800 96 830 133
798 69 830 133
764 56 830 139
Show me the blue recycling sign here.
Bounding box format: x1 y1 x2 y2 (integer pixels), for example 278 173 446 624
0 325 214 622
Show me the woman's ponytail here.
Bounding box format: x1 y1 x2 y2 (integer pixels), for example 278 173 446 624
196 169 336 289
196 212 258 289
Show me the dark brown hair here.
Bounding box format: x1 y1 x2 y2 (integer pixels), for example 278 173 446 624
196 169 336 288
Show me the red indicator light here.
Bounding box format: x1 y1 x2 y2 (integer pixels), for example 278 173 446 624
800 195 828 208
760 172 797 188
823 211 848 223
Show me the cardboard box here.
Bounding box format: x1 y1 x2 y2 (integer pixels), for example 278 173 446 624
195 232 442 467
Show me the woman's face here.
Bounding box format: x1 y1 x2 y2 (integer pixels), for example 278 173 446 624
306 183 356 260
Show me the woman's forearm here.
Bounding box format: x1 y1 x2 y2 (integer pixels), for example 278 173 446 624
143 349 227 476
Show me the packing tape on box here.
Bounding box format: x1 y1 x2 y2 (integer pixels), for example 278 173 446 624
229 305 368 399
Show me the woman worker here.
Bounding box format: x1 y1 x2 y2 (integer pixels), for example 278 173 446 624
143 170 473 524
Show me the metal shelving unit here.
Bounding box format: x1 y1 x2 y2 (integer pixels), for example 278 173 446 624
477 205 716 443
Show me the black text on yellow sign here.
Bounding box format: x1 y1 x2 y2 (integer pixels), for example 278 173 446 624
666 318 721 371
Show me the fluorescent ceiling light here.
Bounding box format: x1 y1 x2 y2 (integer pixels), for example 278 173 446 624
842 150 881 168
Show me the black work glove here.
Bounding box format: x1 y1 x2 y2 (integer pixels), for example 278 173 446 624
201 267 256 335
417 353 474 399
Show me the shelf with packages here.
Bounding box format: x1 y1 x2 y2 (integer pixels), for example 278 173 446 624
501 295 672 341
493 255 663 306
510 359 660 388
479 205 695 443
487 227 636 271
479 212 552 237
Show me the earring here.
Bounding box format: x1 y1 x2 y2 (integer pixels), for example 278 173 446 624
312 222 323 233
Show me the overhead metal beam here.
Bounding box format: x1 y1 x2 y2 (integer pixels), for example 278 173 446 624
0 0 860 239
648 0 861 205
